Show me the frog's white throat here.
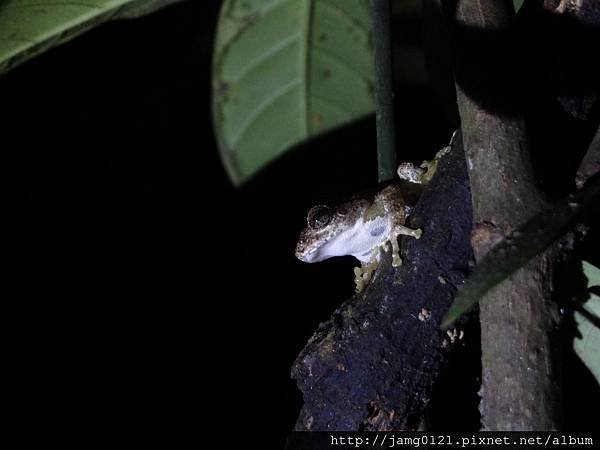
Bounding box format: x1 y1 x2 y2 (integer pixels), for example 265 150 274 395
305 215 391 264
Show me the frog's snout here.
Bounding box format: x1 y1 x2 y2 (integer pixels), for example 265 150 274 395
295 233 318 262
295 240 305 260
295 237 310 262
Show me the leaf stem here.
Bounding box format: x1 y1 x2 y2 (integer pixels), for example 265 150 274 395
371 0 396 183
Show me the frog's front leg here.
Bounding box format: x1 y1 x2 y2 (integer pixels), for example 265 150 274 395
389 223 422 267
354 257 379 293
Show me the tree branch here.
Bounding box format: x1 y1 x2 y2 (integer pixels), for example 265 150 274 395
290 133 474 432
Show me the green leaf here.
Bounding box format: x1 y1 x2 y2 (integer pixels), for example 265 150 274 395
513 0 525 13
574 261 600 386
583 260 600 288
442 175 600 328
111 0 187 19
0 0 185 76
212 0 374 185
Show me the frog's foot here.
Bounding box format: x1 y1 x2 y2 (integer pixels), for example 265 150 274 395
389 225 422 267
419 159 437 184
395 224 422 240
376 236 403 268
354 267 366 293
436 144 452 160
419 145 451 183
354 259 379 293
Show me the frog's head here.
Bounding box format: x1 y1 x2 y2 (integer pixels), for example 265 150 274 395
295 199 374 263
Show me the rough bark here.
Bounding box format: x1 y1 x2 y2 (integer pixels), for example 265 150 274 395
291 132 474 431
447 0 562 430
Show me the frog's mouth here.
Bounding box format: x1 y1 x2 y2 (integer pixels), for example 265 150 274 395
295 240 322 262
295 231 331 263
298 246 320 262
298 248 324 263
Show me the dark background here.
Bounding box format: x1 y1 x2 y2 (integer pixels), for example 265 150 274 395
3 0 598 446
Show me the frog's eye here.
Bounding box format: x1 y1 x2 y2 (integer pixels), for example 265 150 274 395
307 205 331 229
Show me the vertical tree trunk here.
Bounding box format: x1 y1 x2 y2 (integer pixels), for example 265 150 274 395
446 0 563 430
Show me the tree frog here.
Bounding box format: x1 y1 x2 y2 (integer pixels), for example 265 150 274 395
295 148 448 292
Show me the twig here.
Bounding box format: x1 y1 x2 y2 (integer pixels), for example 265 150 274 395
371 0 396 183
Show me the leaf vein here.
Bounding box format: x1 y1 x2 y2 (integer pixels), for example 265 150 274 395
228 78 302 147
312 46 369 86
318 0 369 36
232 32 301 83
